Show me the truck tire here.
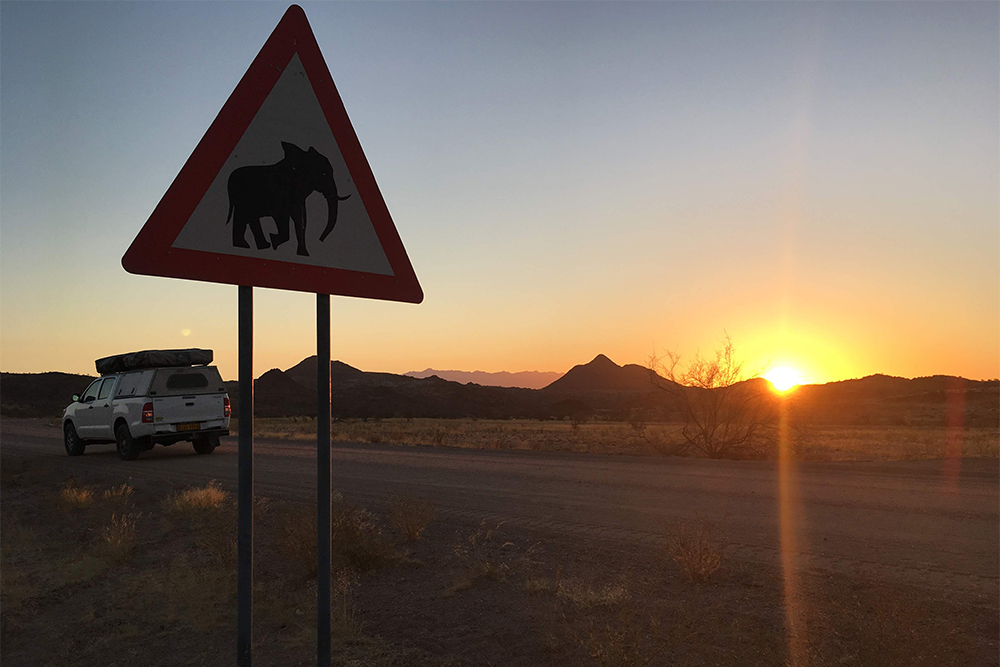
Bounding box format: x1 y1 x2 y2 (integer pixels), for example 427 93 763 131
64 423 85 456
192 435 218 455
116 423 141 461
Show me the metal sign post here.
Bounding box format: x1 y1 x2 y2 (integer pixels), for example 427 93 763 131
316 294 332 666
237 285 254 666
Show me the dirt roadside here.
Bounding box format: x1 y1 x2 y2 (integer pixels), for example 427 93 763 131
2 419 997 665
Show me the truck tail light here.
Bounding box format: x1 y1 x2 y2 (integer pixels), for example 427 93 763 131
142 402 154 424
223 397 231 418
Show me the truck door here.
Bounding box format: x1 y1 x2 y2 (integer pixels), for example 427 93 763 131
89 376 119 439
74 379 104 437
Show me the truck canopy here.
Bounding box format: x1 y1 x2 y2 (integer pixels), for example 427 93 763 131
95 349 213 375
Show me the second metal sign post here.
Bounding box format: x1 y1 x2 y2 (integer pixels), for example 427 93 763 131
316 294 332 667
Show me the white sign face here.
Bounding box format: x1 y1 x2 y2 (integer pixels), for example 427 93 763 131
171 54 393 276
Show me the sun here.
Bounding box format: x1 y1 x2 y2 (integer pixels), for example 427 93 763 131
764 366 803 392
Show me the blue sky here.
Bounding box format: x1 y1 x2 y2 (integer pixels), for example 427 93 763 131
2 2 997 382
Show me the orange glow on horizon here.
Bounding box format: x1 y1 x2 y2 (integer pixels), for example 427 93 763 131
764 366 804 392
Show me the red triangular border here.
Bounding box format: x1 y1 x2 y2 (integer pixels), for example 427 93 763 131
122 5 422 303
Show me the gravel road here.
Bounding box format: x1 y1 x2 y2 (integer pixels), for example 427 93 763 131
3 419 997 606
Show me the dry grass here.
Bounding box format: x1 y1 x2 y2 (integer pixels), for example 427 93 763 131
0 455 449 666
277 494 400 578
238 417 998 461
793 425 999 461
164 480 228 513
102 483 134 504
96 512 140 563
122 554 235 632
279 504 322 580
332 501 400 573
242 417 679 455
570 612 668 667
524 574 631 609
390 495 435 541
58 482 93 508
665 519 723 583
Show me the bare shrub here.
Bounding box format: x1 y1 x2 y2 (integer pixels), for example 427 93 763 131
165 481 228 513
651 334 777 460
96 512 140 563
447 520 535 596
390 495 435 541
665 519 722 583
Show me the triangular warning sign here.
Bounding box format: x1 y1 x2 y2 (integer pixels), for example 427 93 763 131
122 5 422 303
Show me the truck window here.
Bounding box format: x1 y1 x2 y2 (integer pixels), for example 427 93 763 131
116 372 140 398
115 370 155 398
98 378 115 400
149 367 223 396
166 373 209 390
82 380 101 402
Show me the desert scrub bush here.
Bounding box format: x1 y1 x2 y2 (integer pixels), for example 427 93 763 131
96 512 140 563
390 495 435 541
279 495 399 577
446 520 536 596
102 483 134 504
165 480 228 513
665 519 723 583
332 499 399 572
58 481 93 509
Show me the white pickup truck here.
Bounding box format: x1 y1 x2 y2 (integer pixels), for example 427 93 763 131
62 349 230 460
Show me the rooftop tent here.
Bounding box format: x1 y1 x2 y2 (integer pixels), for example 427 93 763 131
95 349 213 375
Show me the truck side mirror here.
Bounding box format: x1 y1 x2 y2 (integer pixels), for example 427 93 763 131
72 395 80 402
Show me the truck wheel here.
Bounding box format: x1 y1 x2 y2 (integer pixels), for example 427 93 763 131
116 423 141 461
64 423 85 456
192 435 218 455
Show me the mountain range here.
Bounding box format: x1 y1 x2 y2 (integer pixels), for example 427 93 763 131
2 355 997 427
404 368 562 390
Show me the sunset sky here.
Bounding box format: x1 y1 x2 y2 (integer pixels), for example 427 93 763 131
2 2 997 384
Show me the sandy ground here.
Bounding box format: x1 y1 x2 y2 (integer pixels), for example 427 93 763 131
2 418 998 665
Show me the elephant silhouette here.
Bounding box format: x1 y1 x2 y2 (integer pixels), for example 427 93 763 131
225 142 351 256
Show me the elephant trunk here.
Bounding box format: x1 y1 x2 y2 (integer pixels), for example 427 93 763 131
319 190 351 243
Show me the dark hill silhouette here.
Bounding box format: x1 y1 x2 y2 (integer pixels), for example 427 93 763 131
0 372 95 418
228 357 543 420
794 374 995 403
788 375 998 427
542 354 673 394
3 359 997 428
405 368 562 390
252 368 315 418
285 356 410 389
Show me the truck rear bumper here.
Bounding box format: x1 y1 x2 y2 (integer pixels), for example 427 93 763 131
150 428 229 446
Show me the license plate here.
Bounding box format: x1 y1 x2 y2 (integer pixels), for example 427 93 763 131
176 422 200 432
